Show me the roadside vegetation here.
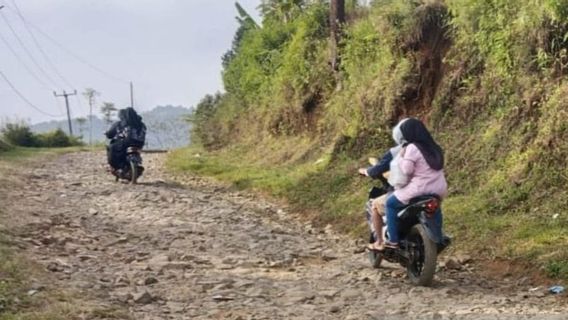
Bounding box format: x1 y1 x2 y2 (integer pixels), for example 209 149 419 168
1 122 82 149
0 139 12 153
170 0 568 280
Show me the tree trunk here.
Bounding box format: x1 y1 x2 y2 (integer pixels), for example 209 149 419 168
330 0 345 72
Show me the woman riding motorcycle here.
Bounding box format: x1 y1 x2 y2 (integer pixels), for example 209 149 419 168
364 118 447 251
105 107 146 172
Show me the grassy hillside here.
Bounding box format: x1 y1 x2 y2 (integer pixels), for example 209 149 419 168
171 0 568 279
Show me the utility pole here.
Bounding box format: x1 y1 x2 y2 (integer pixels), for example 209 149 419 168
130 81 134 109
89 98 93 145
54 90 77 135
330 0 345 72
82 88 99 146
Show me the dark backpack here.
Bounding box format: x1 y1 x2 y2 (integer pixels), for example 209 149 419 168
122 126 146 147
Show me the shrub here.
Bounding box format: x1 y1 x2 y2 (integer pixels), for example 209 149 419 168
187 93 224 148
0 138 12 152
1 122 38 147
36 128 82 148
1 122 82 148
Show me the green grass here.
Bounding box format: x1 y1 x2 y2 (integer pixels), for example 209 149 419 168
168 145 327 197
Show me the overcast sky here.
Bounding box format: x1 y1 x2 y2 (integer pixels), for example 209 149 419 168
0 0 261 124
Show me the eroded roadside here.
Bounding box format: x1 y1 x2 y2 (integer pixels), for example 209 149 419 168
0 151 566 319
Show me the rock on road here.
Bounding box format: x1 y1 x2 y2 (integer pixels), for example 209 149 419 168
1 152 566 319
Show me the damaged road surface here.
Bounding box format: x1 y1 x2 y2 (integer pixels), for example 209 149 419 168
1 152 566 319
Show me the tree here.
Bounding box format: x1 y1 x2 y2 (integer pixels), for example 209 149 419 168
259 0 305 23
82 88 100 145
100 102 117 125
236 2 260 28
187 93 223 147
222 2 260 68
83 88 100 102
330 0 345 72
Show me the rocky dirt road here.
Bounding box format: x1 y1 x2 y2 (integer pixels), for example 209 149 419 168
1 152 566 319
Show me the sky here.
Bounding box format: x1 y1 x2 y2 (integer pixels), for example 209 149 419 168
0 0 261 124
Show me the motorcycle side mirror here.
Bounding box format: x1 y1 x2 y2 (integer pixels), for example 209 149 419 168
368 157 378 166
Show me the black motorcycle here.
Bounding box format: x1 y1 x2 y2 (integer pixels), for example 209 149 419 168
365 161 451 286
111 146 144 184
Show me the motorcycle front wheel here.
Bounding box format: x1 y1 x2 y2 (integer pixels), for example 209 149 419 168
406 224 437 286
129 160 138 184
368 233 383 268
368 250 383 269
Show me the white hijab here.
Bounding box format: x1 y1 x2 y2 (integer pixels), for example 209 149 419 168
389 118 411 188
392 118 409 146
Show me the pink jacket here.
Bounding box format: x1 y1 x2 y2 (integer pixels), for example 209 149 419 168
393 143 448 204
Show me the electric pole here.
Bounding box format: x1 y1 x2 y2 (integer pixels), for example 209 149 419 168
330 0 345 72
54 90 77 135
89 98 93 145
130 81 134 109
82 88 99 146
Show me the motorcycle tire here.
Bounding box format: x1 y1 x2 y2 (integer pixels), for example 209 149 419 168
129 160 138 184
368 250 383 269
407 224 437 286
368 233 383 268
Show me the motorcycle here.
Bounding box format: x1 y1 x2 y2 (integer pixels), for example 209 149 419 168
110 145 144 184
364 158 451 286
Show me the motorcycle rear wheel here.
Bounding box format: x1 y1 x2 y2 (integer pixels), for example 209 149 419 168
407 224 437 286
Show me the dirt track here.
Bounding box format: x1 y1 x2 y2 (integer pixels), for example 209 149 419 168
1 151 566 319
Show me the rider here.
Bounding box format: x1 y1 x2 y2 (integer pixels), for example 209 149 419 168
383 118 447 249
105 107 146 171
360 118 409 251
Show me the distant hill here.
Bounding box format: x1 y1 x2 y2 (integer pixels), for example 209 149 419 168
31 105 192 149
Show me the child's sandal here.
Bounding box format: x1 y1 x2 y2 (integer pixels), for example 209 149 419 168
366 242 385 251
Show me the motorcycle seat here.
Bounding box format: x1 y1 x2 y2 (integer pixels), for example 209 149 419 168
127 146 141 153
396 195 440 219
406 194 441 207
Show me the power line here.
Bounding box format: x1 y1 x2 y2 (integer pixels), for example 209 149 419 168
0 70 64 117
74 93 88 113
0 10 63 88
8 0 74 89
5 6 130 85
0 27 51 89
38 30 129 84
